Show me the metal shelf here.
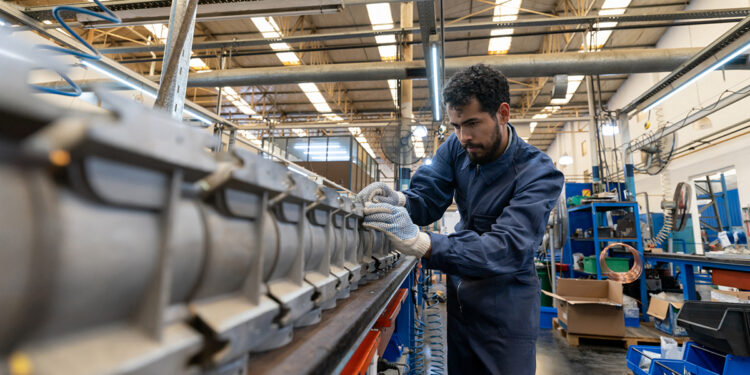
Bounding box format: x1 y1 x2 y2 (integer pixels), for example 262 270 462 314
571 237 640 242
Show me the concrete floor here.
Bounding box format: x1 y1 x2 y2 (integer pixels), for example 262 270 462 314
424 295 628 374
536 328 628 375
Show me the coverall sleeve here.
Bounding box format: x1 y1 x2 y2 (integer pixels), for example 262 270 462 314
426 166 564 279
402 141 456 226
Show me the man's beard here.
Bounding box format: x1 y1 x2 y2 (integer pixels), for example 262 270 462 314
464 118 504 165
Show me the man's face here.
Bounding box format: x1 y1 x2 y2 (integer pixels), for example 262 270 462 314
447 98 510 164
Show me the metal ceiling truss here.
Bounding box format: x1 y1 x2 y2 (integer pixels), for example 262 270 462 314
90 8 750 54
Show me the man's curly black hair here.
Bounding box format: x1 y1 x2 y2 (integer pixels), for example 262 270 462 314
442 64 510 117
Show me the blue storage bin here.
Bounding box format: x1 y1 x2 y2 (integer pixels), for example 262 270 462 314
684 342 725 375
627 345 661 375
539 306 557 329
626 316 641 327
649 359 686 375
724 354 750 374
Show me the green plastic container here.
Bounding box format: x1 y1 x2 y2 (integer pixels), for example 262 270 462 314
537 266 553 307
583 256 630 274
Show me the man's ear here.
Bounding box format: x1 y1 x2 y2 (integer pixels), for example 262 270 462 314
496 102 510 124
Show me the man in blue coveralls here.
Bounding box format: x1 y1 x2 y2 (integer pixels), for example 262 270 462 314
358 64 564 374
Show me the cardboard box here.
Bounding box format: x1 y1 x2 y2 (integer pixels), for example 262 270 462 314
647 296 687 336
711 289 750 303
542 279 625 337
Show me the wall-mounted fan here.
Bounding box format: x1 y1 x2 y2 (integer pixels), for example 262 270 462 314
636 131 676 176
646 182 691 248
379 118 434 166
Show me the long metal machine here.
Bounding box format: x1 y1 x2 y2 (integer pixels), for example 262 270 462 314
0 35 400 375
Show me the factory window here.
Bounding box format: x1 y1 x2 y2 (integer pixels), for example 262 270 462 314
306 137 329 162
286 138 309 162
326 137 351 161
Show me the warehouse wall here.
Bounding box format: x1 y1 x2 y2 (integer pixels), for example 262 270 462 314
544 121 592 182
547 0 750 250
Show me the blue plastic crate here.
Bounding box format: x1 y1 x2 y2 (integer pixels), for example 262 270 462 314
649 359 686 375
539 306 557 329
626 316 641 328
683 342 750 375
627 345 661 375
684 342 725 375
724 354 750 374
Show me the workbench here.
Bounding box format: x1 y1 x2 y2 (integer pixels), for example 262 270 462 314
245 255 418 375
645 252 750 302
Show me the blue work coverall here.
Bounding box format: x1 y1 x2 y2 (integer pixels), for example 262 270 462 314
403 124 564 374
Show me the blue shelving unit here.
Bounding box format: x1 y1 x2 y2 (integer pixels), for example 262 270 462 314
565 201 648 317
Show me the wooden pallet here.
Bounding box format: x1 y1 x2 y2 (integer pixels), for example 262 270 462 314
552 318 689 349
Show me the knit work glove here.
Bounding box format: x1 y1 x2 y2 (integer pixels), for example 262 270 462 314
363 203 431 258
356 182 406 206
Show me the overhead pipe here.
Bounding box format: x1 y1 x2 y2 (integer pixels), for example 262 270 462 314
181 48 702 87
112 18 743 65
96 8 750 55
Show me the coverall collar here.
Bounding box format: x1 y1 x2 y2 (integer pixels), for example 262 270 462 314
460 122 520 184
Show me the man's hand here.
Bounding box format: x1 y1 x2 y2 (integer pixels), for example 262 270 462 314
363 203 431 258
356 182 406 206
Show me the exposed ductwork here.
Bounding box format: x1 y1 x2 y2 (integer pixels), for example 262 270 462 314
181 48 703 87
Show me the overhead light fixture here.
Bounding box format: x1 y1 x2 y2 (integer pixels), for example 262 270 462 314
412 125 428 138
642 40 750 113
430 43 441 122
559 154 573 165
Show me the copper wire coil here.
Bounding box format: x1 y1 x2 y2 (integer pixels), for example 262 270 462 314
599 242 643 284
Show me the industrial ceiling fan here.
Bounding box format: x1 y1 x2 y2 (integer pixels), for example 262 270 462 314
379 118 434 166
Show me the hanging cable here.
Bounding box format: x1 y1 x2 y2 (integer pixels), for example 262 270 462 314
31 0 121 96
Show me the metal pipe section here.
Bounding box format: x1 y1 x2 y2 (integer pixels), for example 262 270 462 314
586 75 601 188
182 48 701 87
0 51 401 375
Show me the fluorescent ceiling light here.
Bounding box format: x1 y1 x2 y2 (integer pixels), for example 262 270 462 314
366 4 398 61
367 2 398 110
487 0 521 55
366 3 394 28
251 17 282 38
430 44 441 122
642 40 750 113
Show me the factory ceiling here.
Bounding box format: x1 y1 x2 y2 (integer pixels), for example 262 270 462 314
13 0 743 158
